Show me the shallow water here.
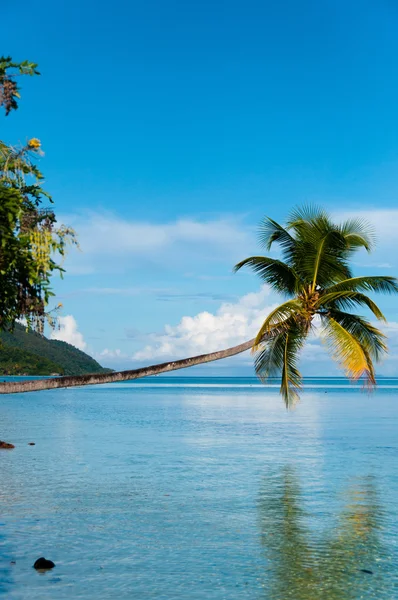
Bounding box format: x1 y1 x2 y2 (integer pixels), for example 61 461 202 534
0 377 397 599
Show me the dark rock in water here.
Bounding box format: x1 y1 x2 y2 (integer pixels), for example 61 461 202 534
33 557 55 570
28 442 35 446
0 440 14 449
359 568 373 575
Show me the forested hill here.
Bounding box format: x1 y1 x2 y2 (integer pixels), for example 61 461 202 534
0 323 112 376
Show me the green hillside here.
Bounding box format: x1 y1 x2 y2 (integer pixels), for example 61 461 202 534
0 323 111 376
0 344 64 376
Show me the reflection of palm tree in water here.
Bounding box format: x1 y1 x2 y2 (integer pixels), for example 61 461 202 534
258 467 391 600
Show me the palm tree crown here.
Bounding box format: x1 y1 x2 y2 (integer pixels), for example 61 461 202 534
235 206 398 408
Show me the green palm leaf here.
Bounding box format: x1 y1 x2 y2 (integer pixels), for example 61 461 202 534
321 316 376 385
338 218 376 253
254 320 307 408
316 290 386 321
286 207 353 286
258 217 296 259
287 204 329 229
253 299 304 349
324 276 398 295
234 256 299 295
327 310 387 362
309 230 349 292
360 345 377 389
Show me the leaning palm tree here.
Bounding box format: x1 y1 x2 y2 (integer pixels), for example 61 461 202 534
0 206 396 403
235 206 398 406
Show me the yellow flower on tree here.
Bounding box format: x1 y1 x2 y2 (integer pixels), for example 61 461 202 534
27 137 41 149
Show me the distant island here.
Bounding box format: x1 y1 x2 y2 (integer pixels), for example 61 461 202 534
0 323 112 376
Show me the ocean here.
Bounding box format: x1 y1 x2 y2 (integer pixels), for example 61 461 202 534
0 376 397 599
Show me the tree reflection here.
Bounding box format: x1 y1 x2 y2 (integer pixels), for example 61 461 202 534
258 467 391 599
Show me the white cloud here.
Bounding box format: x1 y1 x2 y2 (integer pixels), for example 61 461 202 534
380 320 398 333
364 263 392 269
62 212 252 274
130 289 398 374
133 286 277 361
61 207 398 278
98 348 127 359
50 315 87 351
90 295 398 375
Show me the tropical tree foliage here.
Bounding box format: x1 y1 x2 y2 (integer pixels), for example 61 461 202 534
235 207 398 407
0 56 76 332
0 56 39 115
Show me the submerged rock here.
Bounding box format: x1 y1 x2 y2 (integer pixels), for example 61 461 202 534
33 558 55 570
0 440 14 449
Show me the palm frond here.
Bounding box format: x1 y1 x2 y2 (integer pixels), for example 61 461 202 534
321 316 376 386
360 345 377 390
258 217 296 260
297 241 351 287
324 276 398 295
285 207 354 286
310 230 350 291
316 290 386 321
338 218 376 253
254 320 307 408
327 310 387 362
234 256 299 295
287 204 328 229
253 299 303 349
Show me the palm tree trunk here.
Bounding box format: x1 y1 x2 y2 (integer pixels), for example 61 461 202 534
0 338 255 394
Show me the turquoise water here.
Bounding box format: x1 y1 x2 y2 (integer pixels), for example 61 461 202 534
0 377 397 599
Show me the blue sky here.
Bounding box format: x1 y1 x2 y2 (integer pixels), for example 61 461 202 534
3 0 398 374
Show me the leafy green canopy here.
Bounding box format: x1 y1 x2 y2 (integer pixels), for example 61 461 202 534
235 206 398 407
0 56 39 115
0 56 76 332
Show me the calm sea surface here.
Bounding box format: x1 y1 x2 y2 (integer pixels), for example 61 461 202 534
0 377 397 599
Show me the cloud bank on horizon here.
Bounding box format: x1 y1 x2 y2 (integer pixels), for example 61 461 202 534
62 212 252 275
62 207 398 273
133 285 275 360
60 283 398 378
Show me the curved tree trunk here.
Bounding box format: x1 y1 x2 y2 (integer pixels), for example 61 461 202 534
0 338 255 395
